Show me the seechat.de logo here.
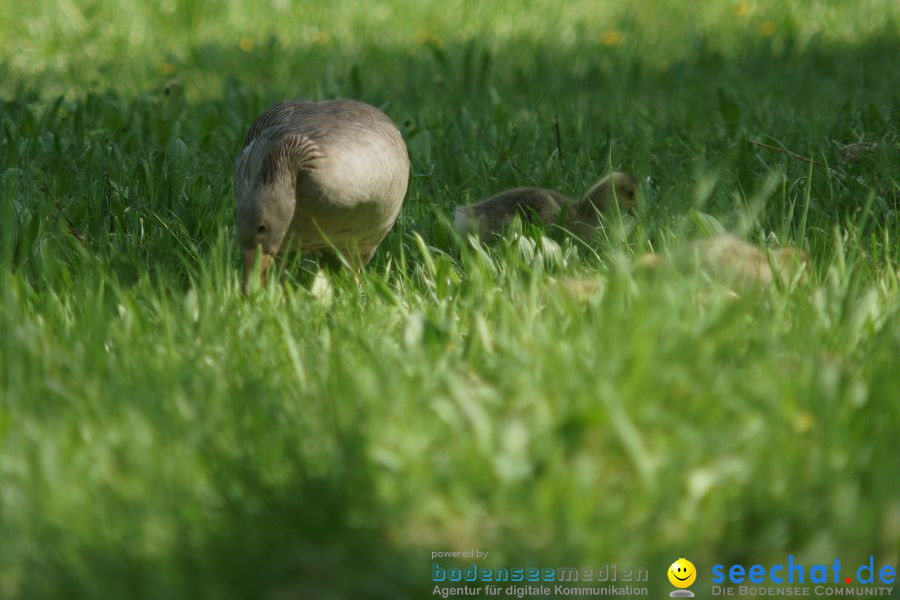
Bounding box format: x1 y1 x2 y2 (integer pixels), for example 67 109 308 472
712 555 896 586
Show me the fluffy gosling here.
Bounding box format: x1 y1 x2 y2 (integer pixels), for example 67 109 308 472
453 172 638 241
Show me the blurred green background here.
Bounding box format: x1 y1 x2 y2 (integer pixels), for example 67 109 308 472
0 0 898 598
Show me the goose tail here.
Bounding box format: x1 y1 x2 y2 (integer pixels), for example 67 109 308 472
453 205 480 238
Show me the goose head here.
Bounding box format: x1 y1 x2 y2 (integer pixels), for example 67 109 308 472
236 179 295 293
581 171 638 216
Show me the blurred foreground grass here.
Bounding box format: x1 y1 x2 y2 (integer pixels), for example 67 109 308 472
1 0 899 598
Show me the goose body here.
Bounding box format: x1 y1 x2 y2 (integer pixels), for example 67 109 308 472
453 172 637 241
235 99 409 289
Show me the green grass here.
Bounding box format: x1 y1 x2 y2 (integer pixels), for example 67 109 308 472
1 0 899 598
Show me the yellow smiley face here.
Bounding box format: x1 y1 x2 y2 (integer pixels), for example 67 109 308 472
668 558 697 588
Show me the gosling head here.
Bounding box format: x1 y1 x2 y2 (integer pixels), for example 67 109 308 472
770 246 812 284
236 181 296 293
581 171 638 216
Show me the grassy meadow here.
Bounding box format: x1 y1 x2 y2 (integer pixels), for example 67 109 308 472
1 0 898 597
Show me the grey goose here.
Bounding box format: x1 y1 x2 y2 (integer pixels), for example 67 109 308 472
235 99 409 292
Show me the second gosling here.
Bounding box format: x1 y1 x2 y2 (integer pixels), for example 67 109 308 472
453 172 638 241
637 234 811 288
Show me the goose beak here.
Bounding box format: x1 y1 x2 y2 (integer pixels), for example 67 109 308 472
243 249 272 295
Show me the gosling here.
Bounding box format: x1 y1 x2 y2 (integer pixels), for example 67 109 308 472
638 234 811 288
453 172 638 241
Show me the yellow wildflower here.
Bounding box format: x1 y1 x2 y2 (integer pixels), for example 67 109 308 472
600 30 623 47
